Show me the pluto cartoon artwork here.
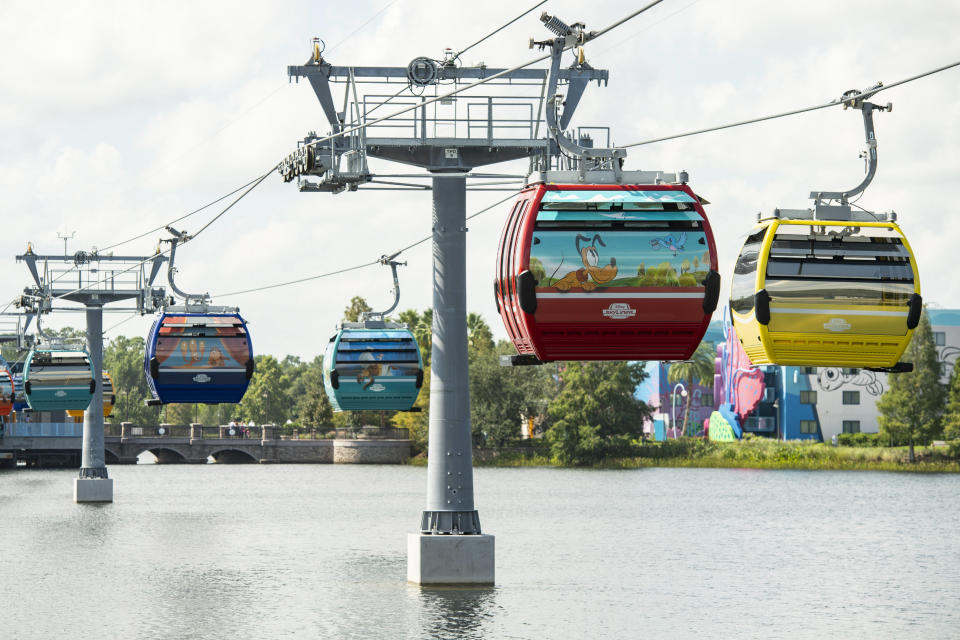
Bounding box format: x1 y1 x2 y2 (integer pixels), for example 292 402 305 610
551 233 618 292
529 225 709 293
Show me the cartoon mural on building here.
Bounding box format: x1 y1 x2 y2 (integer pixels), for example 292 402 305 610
817 367 884 396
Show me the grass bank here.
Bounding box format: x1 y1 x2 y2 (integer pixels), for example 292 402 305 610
409 438 960 472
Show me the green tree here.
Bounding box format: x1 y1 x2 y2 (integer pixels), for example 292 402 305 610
392 364 430 454
238 355 290 425
102 335 161 426
944 357 960 440
397 308 432 366
470 340 554 448
467 313 495 354
877 311 945 460
528 257 546 284
545 361 650 465
343 296 372 322
163 403 197 425
295 356 334 427
667 341 715 436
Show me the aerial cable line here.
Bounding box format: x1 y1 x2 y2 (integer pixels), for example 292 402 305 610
593 0 704 54
454 1 549 61
28 3 668 308
367 1 547 118
213 189 523 299
46 1 648 275
214 261 381 299
623 58 960 148
189 169 274 238
327 0 402 54
102 312 140 337
588 0 669 39
14 173 270 305
98 174 267 253
46 163 277 304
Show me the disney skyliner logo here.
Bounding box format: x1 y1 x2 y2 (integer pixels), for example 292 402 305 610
599 304 856 329
602 303 637 320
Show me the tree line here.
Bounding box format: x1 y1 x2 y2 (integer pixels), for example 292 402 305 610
5 298 650 464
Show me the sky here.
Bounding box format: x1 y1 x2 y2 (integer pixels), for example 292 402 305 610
2 0 959 360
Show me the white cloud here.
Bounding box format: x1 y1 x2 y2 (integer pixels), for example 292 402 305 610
2 0 959 359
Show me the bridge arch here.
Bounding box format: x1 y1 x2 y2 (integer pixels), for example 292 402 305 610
138 447 190 464
209 448 258 464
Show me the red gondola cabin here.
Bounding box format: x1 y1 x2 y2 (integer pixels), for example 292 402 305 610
495 182 720 361
0 367 13 416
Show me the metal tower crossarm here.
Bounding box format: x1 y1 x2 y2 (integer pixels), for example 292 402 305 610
281 57 609 186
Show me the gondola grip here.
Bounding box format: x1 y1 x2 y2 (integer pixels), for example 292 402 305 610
906 293 922 330
245 358 256 380
517 270 538 315
415 368 424 389
24 380 31 395
755 289 771 325
702 270 721 314
149 357 160 380
330 369 339 390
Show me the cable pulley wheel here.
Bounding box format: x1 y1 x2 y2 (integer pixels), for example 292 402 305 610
406 57 439 86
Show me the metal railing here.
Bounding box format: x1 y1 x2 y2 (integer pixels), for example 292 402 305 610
362 94 540 141
4 423 410 441
2 422 84 437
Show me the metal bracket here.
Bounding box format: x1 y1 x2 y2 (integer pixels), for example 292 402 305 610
542 14 626 176
499 354 550 367
866 362 913 374
361 256 407 322
162 227 213 309
810 83 892 205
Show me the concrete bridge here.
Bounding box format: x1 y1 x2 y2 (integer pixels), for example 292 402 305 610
0 423 411 467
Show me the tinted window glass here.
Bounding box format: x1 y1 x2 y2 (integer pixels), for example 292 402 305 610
730 229 766 314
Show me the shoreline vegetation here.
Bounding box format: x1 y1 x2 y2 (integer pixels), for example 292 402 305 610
408 438 960 472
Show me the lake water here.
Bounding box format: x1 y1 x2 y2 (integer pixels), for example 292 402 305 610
1 464 958 639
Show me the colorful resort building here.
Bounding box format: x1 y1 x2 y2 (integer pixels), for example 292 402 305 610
638 308 960 443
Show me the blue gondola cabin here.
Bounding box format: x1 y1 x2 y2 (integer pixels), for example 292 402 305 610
146 313 254 404
23 348 95 412
323 323 424 412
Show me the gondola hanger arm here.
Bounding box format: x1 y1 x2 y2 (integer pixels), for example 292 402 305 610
810 83 892 206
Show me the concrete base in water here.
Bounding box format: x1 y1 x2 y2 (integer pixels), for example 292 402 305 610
407 533 495 585
74 478 114 503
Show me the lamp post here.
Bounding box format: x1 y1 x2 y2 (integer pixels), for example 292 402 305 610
671 383 687 439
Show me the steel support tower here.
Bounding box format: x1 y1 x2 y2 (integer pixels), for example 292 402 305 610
281 23 611 583
16 249 167 501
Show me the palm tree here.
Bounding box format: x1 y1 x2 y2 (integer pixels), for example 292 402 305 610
667 342 715 436
467 313 494 353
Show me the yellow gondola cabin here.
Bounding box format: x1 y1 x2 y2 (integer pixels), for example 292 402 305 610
730 212 921 369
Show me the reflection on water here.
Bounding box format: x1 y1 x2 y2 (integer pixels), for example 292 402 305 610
0 465 958 639
415 587 498 640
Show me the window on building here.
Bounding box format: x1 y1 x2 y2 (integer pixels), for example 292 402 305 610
841 367 860 375
800 420 818 434
842 420 861 434
800 390 817 404
799 366 817 375
933 331 946 347
842 391 861 405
